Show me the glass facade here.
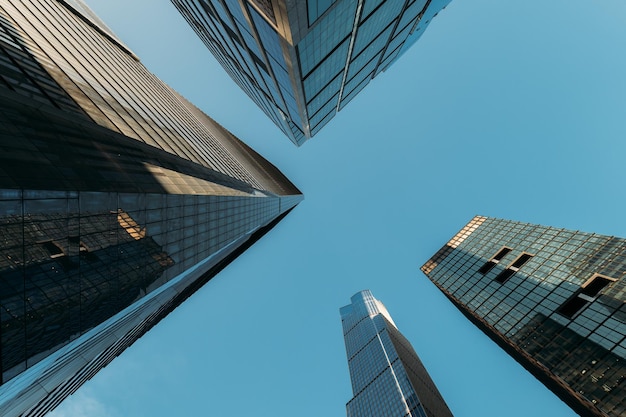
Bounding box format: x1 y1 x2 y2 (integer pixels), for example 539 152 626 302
422 217 626 417
171 0 452 145
0 1 303 416
340 290 454 417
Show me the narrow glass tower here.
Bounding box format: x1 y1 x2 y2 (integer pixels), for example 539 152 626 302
340 290 454 417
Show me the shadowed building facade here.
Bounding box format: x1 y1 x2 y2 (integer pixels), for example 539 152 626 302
422 216 626 417
0 1 302 415
340 290 454 417
171 0 451 145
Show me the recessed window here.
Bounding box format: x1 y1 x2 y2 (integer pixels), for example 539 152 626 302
478 247 512 274
494 268 515 284
558 297 588 318
478 261 496 274
558 274 616 318
493 247 512 261
41 241 64 258
511 253 533 269
494 252 534 284
580 276 613 298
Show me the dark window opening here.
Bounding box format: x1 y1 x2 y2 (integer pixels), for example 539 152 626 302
493 247 512 261
581 276 612 298
478 247 512 274
41 241 64 257
558 274 615 318
511 253 533 269
558 296 589 318
478 261 496 274
494 268 515 284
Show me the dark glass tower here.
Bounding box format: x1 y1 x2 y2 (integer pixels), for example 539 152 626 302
0 1 302 415
340 290 454 417
171 0 451 145
422 216 626 417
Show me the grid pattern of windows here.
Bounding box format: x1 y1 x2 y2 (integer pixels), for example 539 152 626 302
422 217 626 417
0 1 302 415
172 0 451 144
172 0 305 145
341 291 454 417
2 0 274 189
0 190 291 386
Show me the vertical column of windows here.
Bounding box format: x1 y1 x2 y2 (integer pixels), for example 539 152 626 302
190 0 294 138
5 2 121 132
69 14 204 161
18 0 264 187
66 4 236 170
0 11 81 113
172 0 301 143
45 1 175 153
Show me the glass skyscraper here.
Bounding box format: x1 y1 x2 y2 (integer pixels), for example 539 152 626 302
422 216 626 417
340 290 454 417
172 0 451 145
0 1 302 415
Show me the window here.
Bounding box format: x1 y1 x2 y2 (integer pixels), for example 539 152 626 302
511 253 533 269
494 269 516 284
478 247 512 274
41 240 64 258
494 252 534 284
558 274 616 318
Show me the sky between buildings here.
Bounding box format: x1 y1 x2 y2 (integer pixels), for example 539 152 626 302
49 1 626 416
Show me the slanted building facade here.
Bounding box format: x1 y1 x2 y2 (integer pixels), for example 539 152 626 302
340 290 454 417
0 1 302 415
422 216 626 417
172 0 451 145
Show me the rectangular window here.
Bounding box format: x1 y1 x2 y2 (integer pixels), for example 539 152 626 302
558 274 616 318
580 276 613 298
558 297 588 318
494 268 515 284
511 253 533 269
478 261 497 274
494 252 534 284
41 240 64 257
493 247 512 261
478 247 512 274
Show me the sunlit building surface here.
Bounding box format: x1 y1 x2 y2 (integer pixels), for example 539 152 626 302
340 290 454 417
0 1 302 415
422 216 626 417
172 0 451 145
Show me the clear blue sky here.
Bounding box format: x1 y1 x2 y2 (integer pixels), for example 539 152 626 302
50 1 626 416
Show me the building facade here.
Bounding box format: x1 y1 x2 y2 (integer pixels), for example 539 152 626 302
422 216 626 417
172 0 451 145
0 1 303 415
340 290 454 417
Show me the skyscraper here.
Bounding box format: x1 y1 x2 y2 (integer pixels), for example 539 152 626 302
172 0 451 145
340 290 454 417
0 1 302 415
421 216 626 417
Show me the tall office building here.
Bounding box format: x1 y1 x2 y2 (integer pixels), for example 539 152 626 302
340 290 454 417
172 0 451 145
0 1 303 415
422 216 626 417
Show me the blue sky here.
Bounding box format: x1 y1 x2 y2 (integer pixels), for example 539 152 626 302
49 1 626 416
